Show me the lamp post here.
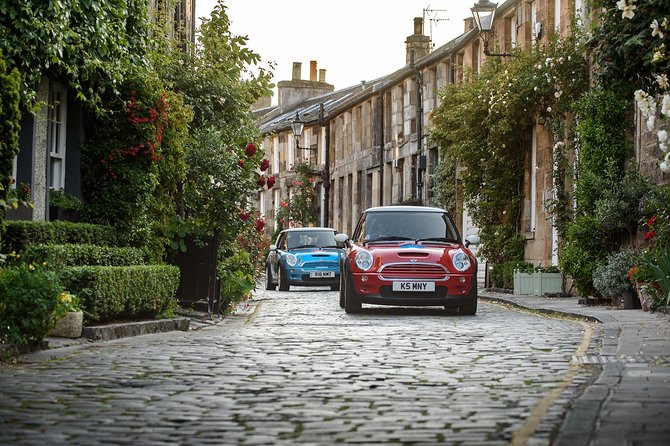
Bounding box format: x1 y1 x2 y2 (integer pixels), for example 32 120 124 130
471 0 514 57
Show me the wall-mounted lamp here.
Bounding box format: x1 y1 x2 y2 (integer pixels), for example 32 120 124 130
471 0 515 57
291 111 317 152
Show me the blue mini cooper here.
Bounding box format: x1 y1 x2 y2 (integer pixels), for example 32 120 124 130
265 228 343 291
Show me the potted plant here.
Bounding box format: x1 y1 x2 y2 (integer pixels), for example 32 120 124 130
593 247 638 308
49 291 83 338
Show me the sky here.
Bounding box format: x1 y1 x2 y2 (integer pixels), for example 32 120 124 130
195 1 477 103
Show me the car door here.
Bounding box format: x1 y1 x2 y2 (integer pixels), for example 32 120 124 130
270 232 287 279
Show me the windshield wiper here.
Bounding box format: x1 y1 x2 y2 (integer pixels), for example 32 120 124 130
291 244 316 249
415 237 457 244
366 236 413 244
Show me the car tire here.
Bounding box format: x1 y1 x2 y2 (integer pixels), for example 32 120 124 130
278 265 290 291
265 265 276 291
344 273 362 314
338 274 345 308
458 285 478 315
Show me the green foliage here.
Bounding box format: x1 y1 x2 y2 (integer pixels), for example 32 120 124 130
58 265 180 323
639 185 670 248
490 260 534 289
2 221 118 253
275 162 318 229
592 247 636 301
21 244 149 269
49 190 83 212
591 0 670 97
645 247 670 307
0 264 63 346
430 33 588 264
0 0 150 109
81 71 191 250
217 216 270 313
560 215 609 296
0 50 22 243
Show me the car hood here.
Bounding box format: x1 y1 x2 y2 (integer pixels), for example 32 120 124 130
285 248 342 259
366 242 465 263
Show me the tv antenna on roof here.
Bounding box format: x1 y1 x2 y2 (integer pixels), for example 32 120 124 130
423 4 449 49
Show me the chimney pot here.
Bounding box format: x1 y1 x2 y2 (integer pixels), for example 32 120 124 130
318 69 326 83
310 60 317 81
414 17 423 35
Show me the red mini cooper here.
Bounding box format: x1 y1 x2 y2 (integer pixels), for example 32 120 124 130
335 206 480 314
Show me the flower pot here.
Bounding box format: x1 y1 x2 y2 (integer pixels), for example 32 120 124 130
49 311 83 338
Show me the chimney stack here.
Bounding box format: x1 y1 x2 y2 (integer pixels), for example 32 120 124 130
405 17 431 65
310 60 318 81
292 62 302 80
319 69 326 83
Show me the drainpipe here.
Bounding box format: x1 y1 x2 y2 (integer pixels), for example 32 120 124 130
320 103 330 227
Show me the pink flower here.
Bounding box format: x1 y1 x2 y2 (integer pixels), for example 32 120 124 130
245 143 257 157
280 201 289 207
291 179 296 186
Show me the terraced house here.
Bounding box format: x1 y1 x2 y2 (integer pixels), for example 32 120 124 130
257 1 587 265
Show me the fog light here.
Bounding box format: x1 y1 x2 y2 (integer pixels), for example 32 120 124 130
459 276 466 283
361 275 368 282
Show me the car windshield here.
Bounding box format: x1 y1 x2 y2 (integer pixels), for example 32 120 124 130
287 231 337 249
360 211 459 243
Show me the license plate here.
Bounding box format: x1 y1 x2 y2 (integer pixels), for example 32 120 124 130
392 281 435 292
310 271 334 278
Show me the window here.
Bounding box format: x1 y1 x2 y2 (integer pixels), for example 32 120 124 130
555 0 561 32
48 83 67 190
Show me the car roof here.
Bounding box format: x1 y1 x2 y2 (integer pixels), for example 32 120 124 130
281 227 338 233
363 206 445 213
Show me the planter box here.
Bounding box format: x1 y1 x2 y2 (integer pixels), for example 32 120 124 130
513 271 563 295
49 311 83 338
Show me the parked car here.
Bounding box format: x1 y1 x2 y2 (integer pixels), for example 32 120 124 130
335 206 480 314
265 227 343 291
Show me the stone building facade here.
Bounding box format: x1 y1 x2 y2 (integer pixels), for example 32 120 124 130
255 0 662 270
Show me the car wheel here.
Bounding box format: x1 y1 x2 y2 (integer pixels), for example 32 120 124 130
265 265 276 291
278 265 290 291
458 286 478 315
344 273 362 314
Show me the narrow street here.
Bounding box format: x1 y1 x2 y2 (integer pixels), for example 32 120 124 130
0 288 600 445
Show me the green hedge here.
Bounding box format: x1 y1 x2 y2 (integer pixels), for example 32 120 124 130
3 221 118 253
58 265 180 323
22 244 149 269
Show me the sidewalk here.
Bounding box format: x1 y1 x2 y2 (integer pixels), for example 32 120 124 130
479 289 670 446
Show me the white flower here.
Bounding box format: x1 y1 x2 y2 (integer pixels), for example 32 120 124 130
658 129 669 143
651 19 665 39
656 73 670 89
662 94 670 117
554 90 563 98
660 142 669 153
616 0 636 19
647 115 656 132
652 44 665 62
547 106 552 113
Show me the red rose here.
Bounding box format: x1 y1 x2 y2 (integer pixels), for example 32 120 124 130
238 159 245 167
239 212 250 222
644 230 656 241
266 175 276 188
648 215 657 227
245 143 257 157
255 218 265 232
260 159 270 171
257 175 266 187
280 201 288 208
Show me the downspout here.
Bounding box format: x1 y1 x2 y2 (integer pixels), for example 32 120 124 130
321 103 330 227
379 94 384 206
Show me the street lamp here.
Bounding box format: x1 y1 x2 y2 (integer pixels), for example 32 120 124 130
291 111 316 152
471 0 514 57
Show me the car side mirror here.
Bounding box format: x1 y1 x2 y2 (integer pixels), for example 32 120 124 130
334 233 349 247
464 235 480 248
269 244 277 251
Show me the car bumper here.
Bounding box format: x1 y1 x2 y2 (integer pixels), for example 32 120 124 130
351 273 476 306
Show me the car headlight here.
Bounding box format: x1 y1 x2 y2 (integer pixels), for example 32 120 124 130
354 250 374 271
451 250 471 272
285 254 298 267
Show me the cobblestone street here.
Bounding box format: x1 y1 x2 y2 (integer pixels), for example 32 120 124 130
0 288 600 445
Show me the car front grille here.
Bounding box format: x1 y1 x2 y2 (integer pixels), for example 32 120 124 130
379 263 448 280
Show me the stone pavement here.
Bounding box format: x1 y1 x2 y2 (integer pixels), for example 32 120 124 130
479 290 670 446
